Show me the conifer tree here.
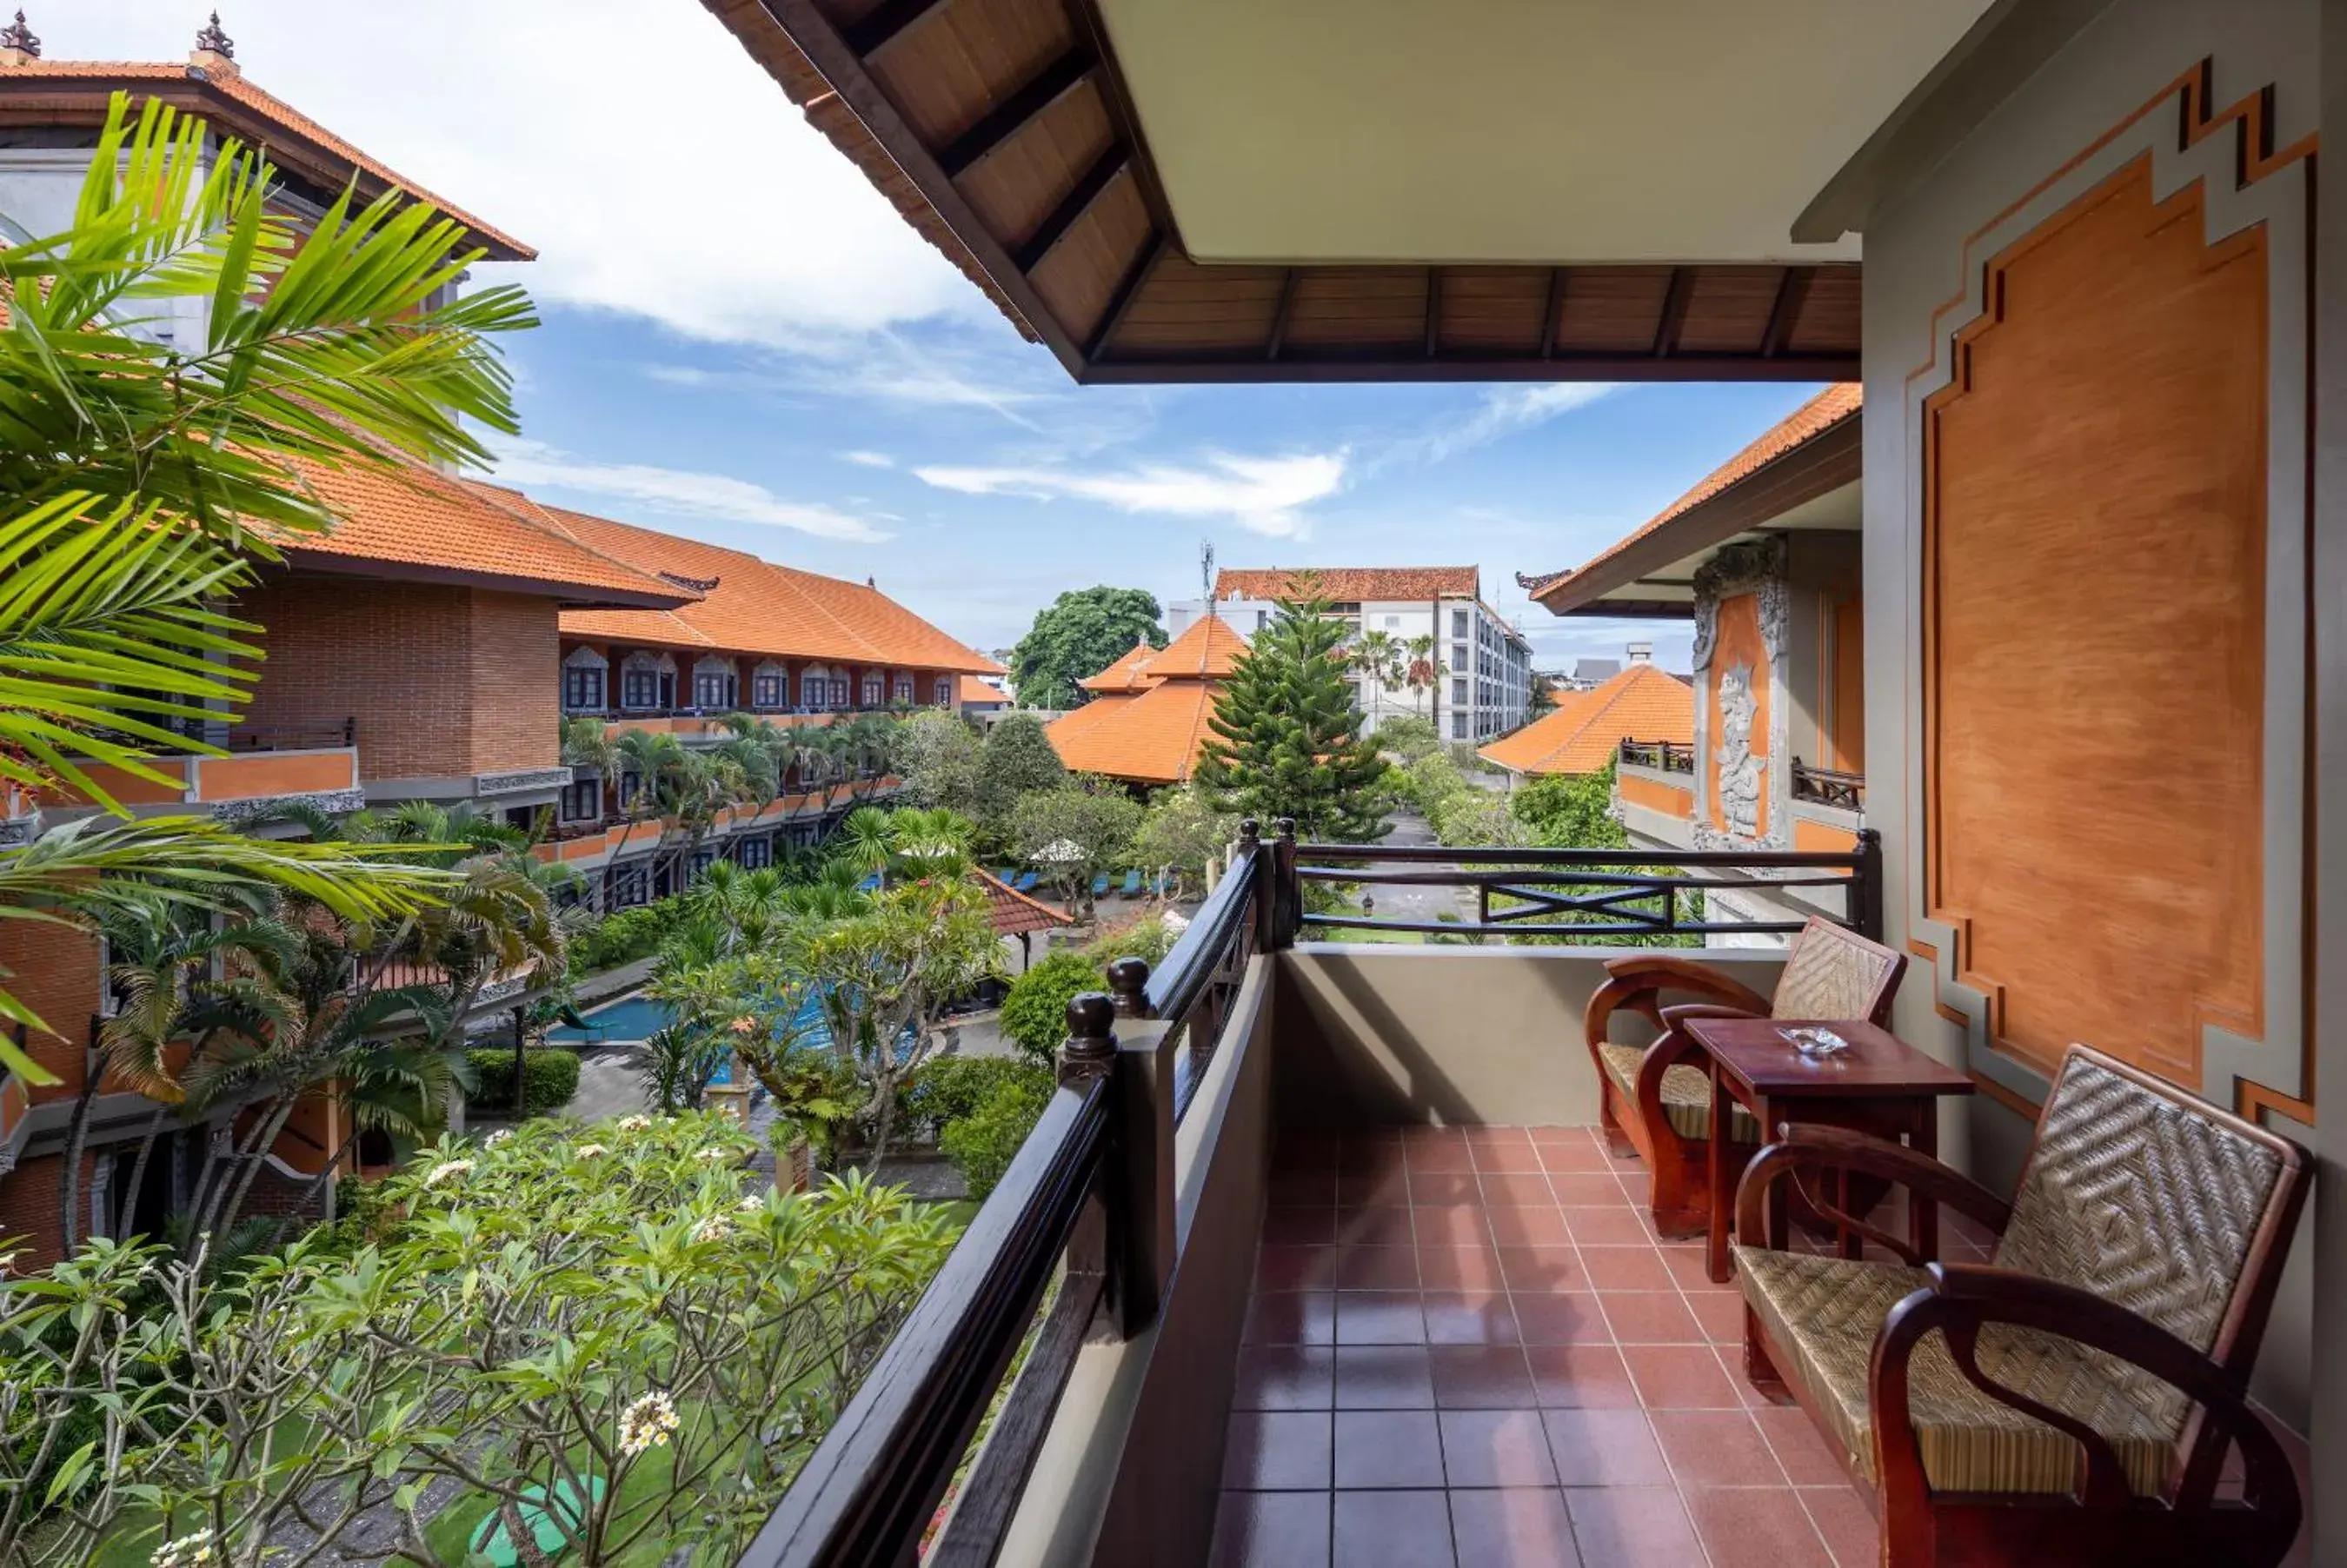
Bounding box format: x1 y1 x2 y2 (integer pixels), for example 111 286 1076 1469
1197 596 1391 841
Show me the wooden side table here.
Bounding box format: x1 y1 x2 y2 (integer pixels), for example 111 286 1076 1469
1679 1016 1974 1283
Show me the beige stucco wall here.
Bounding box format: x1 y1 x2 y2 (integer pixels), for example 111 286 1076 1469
1855 0 2322 1443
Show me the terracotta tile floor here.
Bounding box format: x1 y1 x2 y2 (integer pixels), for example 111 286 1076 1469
1218 1125 2315 1568
1216 1125 1885 1568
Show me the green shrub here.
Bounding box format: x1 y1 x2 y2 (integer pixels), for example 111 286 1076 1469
567 897 693 975
899 1057 1048 1139
1081 911 1179 967
462 1047 582 1116
998 950 1106 1064
940 1073 1054 1201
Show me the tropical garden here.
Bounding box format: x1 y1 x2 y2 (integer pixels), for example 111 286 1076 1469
0 96 996 1566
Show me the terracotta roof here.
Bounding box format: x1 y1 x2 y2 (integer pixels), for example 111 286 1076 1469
978 871 1074 936
0 59 530 261
1523 386 1861 603
1478 663 1692 776
1146 615 1250 680
1079 638 1166 694
1215 567 1480 602
957 674 1010 706
263 457 692 608
551 509 1001 674
1047 679 1225 785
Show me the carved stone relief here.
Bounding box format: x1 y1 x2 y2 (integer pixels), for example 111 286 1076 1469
1691 535 1790 851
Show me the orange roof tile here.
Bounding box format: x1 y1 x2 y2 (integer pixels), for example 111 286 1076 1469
1216 566 1479 603
1147 615 1249 680
264 456 690 608
1524 386 1860 604
1047 680 1226 785
979 871 1074 935
958 674 1010 706
1478 663 1692 776
0 59 530 260
550 508 1000 674
1079 638 1165 694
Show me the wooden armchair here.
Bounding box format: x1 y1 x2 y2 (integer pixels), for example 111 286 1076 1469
1732 1046 2308 1568
1580 915 1906 1234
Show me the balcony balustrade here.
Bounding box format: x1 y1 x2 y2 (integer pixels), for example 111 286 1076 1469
1618 736 1695 774
1790 757 1865 811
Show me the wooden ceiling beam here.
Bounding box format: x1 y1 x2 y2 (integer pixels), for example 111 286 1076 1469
1652 266 1694 357
841 0 950 58
1082 352 1860 385
1264 268 1300 361
1013 144 1129 273
1760 265 1812 357
1425 268 1442 358
935 45 1096 178
1539 268 1566 359
1085 231 1165 359
752 0 1091 375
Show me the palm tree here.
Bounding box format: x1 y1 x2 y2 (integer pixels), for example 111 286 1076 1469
55 895 296 1250
1354 628 1404 720
0 94 533 1079
1403 635 1448 718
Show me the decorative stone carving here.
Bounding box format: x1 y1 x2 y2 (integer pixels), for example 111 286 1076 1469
0 812 37 847
473 767 573 797
208 788 365 827
1714 660 1766 840
1691 535 1790 671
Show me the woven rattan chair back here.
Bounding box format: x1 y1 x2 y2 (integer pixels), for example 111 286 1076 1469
1768 916 1905 1025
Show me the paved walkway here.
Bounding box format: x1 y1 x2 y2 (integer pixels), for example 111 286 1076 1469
1348 811 1476 929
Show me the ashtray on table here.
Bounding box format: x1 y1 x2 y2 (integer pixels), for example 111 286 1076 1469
1779 1027 1851 1060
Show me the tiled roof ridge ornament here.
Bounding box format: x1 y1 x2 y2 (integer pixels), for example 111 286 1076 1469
658 569 721 593
195 10 235 58
0 10 39 59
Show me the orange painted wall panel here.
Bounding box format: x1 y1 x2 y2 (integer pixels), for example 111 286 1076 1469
1827 596 1865 775
1792 819 1858 854
44 759 189 807
1704 592 1772 838
1618 774 1694 821
192 750 356 801
1925 157 2266 1086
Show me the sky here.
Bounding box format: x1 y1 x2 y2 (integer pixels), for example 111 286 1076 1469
62 2 1829 670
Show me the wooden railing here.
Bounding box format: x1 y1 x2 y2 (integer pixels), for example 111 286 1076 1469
1294 834 1883 943
1618 737 1695 774
1791 758 1865 811
741 822 1285 1568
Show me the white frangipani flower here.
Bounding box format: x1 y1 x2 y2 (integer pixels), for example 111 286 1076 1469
422 1159 475 1188
576 1143 608 1159
619 1391 681 1457
153 1532 216 1568
616 1114 651 1132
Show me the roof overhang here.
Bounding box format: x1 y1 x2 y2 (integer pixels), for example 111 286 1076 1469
708 0 1998 383
0 70 534 262
1528 410 1862 618
276 553 694 611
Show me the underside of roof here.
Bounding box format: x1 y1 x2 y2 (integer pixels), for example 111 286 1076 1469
700 0 1919 384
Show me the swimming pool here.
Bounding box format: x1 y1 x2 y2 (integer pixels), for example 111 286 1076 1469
546 991 908 1059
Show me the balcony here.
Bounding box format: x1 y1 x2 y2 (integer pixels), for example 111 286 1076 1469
1618 738 1695 776
738 832 1913 1567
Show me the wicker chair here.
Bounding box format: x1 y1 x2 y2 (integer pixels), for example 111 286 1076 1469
1580 915 1906 1235
1733 1046 2308 1567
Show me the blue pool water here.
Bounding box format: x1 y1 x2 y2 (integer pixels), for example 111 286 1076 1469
547 991 910 1068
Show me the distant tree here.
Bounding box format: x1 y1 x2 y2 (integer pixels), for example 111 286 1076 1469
890 708 984 816
1197 595 1391 843
1374 714 1442 764
1513 760 1629 850
1009 782 1143 917
1129 785 1238 897
1010 587 1166 709
974 714 1068 830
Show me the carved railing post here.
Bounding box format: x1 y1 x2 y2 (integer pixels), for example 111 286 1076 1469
1107 955 1153 1020
1238 818 1273 953
1272 817 1299 950
1101 960 1174 1337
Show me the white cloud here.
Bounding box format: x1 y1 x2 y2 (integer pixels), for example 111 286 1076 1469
839 451 895 468
914 451 1346 538
492 440 891 543
62 1 980 346
1391 382 1626 466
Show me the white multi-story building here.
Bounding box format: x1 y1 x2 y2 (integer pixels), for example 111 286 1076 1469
1164 567 1533 741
